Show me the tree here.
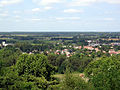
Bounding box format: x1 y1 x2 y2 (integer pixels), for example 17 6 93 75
0 47 22 68
56 55 66 67
47 53 58 66
15 42 32 53
68 54 92 72
85 55 120 90
60 69 94 90
0 67 48 90
16 54 55 80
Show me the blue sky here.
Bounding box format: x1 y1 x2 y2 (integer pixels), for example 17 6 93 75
0 0 120 32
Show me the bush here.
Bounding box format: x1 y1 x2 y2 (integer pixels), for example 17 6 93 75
60 69 94 90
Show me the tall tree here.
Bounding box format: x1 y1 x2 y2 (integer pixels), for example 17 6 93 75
85 56 120 90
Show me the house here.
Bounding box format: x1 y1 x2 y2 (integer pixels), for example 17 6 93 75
74 46 82 49
111 43 120 46
95 48 100 52
2 41 8 47
109 49 120 55
84 46 94 50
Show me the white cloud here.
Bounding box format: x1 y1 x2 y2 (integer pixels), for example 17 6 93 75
33 0 120 7
41 0 61 5
32 7 52 13
15 15 21 18
44 7 53 10
69 0 96 6
69 0 120 6
64 9 83 13
32 8 41 12
104 18 114 21
0 0 23 6
15 19 21 22
32 0 65 6
0 13 8 17
0 11 8 17
56 17 81 20
31 18 41 21
24 18 41 22
101 0 120 4
56 17 65 20
13 11 21 14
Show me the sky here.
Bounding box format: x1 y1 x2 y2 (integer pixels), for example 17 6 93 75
0 0 120 32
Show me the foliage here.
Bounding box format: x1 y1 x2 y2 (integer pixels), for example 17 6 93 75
0 67 48 90
0 46 21 69
15 42 32 53
47 53 58 66
68 54 92 72
16 54 55 80
0 53 57 90
85 55 120 90
60 69 94 90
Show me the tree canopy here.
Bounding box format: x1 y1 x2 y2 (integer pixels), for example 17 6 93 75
16 54 55 80
85 55 120 90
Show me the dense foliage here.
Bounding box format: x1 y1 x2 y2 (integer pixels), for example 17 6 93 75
16 54 55 80
85 55 120 90
1 32 120 89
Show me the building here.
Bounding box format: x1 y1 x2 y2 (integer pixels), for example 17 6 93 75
2 41 8 47
84 46 94 50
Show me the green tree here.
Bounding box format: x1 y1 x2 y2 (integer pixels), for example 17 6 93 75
16 54 55 80
15 42 32 52
60 69 94 90
85 56 120 90
68 54 92 72
47 53 58 66
0 47 21 68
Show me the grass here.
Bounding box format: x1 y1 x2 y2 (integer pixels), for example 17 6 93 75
53 72 89 83
53 72 89 82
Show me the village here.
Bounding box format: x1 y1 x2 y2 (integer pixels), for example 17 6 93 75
1 39 120 58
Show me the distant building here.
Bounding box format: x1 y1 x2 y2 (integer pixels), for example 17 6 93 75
84 46 94 50
109 49 120 56
102 38 120 41
111 43 120 46
95 48 100 52
1 41 14 47
2 41 8 47
74 46 82 49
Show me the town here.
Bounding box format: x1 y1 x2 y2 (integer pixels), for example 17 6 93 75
1 34 120 57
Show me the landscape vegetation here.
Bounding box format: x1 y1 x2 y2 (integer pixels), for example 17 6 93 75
0 32 120 90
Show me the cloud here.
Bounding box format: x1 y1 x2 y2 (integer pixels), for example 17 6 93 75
56 17 81 20
32 0 64 6
13 11 21 14
24 18 41 22
69 0 120 6
104 18 114 21
0 11 8 17
69 0 96 6
0 13 8 17
32 7 52 13
15 15 21 18
64 9 83 13
32 0 120 7
101 0 120 4
15 19 21 22
31 18 41 21
44 6 53 10
0 0 23 6
32 8 41 12
41 0 61 5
